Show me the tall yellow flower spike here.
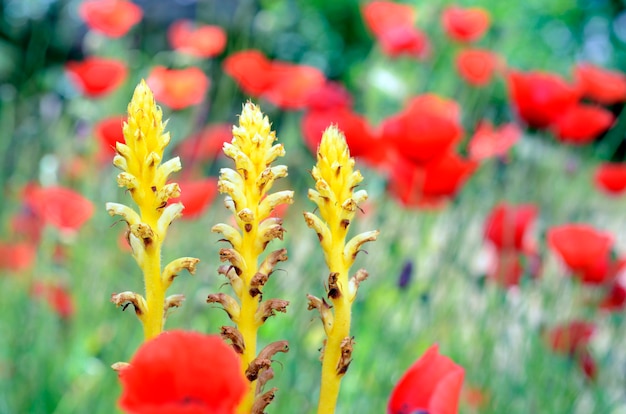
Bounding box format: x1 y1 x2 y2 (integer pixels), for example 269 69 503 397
106 80 199 341
209 102 293 414
304 125 379 414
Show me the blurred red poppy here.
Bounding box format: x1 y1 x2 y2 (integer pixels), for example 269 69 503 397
362 2 429 58
94 115 126 163
361 1 415 37
551 104 614 145
264 63 326 109
600 280 626 311
468 121 521 161
223 50 274 96
441 6 490 43
0 241 37 272
31 281 74 319
487 249 524 288
168 20 227 58
25 185 95 233
223 50 325 109
304 81 353 111
146 66 210 110
175 124 232 163
302 107 383 167
381 94 463 165
507 70 580 129
171 178 218 219
462 385 488 410
574 63 626 105
11 205 45 245
66 57 128 98
119 330 246 414
546 321 596 379
389 152 477 208
456 48 500 86
547 224 614 284
484 203 537 251
594 163 626 195
378 26 431 59
388 344 464 414
547 320 594 352
79 0 143 38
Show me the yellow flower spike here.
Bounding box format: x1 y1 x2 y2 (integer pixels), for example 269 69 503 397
211 102 293 413
106 80 198 341
304 125 379 414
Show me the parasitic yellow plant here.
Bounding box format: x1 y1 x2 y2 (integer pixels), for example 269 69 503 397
106 80 199 341
209 102 293 414
304 125 379 414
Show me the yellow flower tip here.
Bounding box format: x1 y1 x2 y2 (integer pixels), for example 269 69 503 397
232 102 283 163
318 124 350 161
314 125 363 206
123 80 167 155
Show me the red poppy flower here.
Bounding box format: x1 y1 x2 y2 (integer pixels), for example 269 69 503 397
388 344 464 414
119 330 247 414
462 386 488 410
262 62 326 110
574 63 626 105
468 121 521 161
594 163 626 195
11 205 45 245
0 241 37 272
389 152 477 208
600 279 626 311
484 203 538 251
175 124 232 164
25 186 95 233
378 26 431 59
551 104 614 145
456 49 500 86
302 107 384 166
31 281 74 319
146 66 210 110
547 224 614 284
507 70 580 129
362 1 416 37
361 2 430 59
547 320 595 356
305 81 353 111
171 178 218 219
223 50 274 96
79 0 143 38
223 50 325 109
94 115 126 163
66 57 128 98
168 20 227 58
381 94 463 165
546 321 597 380
487 249 525 288
441 6 490 43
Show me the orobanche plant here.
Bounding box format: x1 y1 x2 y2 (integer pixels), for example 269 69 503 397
108 81 378 414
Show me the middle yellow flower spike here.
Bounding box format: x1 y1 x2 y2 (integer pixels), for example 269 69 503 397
210 102 293 414
106 80 199 341
304 125 379 414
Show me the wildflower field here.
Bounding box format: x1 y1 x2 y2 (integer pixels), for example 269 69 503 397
1 0 626 413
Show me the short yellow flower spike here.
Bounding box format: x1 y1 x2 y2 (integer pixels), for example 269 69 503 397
210 102 293 413
304 125 379 414
106 80 199 341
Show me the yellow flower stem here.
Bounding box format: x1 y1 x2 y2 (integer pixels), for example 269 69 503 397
142 242 164 341
237 208 261 413
317 229 351 413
